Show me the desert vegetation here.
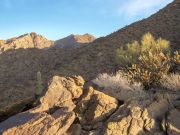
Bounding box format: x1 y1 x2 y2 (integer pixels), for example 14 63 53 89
94 33 180 91
160 73 180 91
92 72 143 92
116 33 179 89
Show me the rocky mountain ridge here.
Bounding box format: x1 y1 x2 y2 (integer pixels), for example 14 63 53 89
53 33 96 48
0 33 96 53
0 32 54 53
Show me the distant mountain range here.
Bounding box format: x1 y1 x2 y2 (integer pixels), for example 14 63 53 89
0 33 96 53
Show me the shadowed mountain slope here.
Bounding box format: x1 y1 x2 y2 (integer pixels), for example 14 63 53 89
54 0 180 79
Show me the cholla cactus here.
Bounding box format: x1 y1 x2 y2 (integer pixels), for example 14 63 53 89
172 51 180 72
173 51 180 63
127 51 171 88
116 33 176 89
116 33 170 67
36 71 43 96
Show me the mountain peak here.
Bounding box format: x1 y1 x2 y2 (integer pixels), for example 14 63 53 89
53 33 96 48
73 33 96 43
0 32 54 53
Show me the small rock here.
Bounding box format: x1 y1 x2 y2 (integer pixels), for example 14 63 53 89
166 109 180 135
64 124 81 135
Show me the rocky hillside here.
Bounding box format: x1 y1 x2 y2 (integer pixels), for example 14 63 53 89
0 0 179 133
52 0 180 80
53 34 96 48
0 32 54 53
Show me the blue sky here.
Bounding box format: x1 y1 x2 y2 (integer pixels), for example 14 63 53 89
0 0 173 40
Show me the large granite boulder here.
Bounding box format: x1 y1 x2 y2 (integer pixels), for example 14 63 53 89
0 75 84 135
104 105 157 135
0 108 75 135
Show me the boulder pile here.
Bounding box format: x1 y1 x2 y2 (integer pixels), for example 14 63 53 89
0 75 179 135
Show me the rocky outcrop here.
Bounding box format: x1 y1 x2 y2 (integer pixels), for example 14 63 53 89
105 105 157 135
0 32 54 53
0 75 84 123
0 108 75 135
0 75 84 135
75 86 118 128
38 76 84 112
53 34 96 48
0 75 180 135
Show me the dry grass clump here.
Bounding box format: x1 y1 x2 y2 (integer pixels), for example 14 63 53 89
160 74 180 91
92 72 143 92
92 72 147 102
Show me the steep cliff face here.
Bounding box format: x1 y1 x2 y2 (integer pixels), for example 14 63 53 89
0 32 54 53
53 34 96 48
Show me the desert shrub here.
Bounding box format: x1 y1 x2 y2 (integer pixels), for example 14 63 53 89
36 71 43 96
92 72 143 92
127 51 171 88
116 33 179 89
116 32 170 67
141 33 170 53
116 41 140 66
160 73 180 91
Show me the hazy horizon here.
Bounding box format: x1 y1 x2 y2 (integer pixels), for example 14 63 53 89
0 0 173 40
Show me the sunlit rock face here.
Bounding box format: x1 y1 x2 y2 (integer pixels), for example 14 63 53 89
0 32 54 53
0 75 84 135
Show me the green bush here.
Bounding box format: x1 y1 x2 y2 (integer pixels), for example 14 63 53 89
117 33 179 89
116 41 140 66
116 33 170 67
